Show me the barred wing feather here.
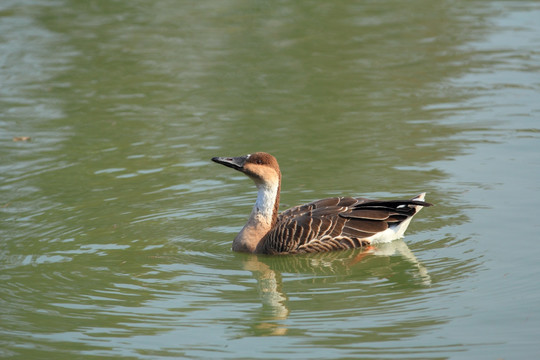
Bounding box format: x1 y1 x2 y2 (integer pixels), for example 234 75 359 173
263 197 431 254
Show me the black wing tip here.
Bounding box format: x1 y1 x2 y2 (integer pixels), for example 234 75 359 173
413 200 434 207
355 199 433 208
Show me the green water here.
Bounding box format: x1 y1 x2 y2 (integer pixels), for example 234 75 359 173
1 1 540 359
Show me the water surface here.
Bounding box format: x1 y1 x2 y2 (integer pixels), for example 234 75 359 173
1 1 540 359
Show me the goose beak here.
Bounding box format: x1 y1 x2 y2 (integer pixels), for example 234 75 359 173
212 155 249 171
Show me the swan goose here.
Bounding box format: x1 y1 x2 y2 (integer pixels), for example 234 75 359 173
212 152 432 254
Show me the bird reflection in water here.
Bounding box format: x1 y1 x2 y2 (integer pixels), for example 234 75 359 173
242 239 431 336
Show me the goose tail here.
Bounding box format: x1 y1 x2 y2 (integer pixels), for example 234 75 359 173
411 192 428 211
392 192 430 239
368 192 431 243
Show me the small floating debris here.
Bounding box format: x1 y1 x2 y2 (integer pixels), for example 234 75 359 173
13 136 31 142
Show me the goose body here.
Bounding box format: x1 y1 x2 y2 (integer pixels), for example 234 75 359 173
212 152 432 255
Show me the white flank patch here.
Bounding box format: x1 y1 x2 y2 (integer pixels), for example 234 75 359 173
366 227 403 244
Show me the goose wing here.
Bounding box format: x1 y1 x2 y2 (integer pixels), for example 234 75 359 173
263 197 431 254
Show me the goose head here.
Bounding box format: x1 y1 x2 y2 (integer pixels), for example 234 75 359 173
212 152 281 187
